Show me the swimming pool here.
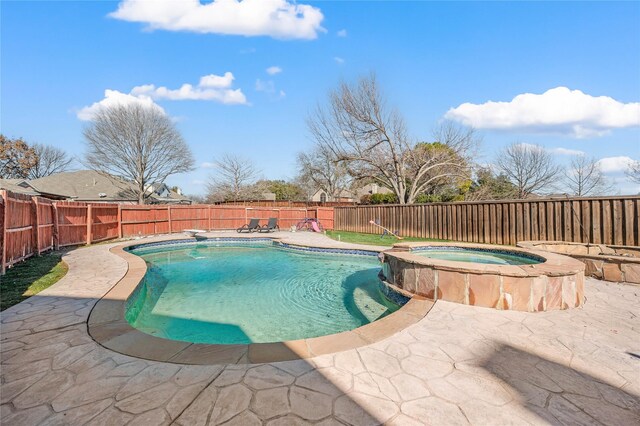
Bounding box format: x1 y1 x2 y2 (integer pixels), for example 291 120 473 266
411 247 542 265
125 240 404 344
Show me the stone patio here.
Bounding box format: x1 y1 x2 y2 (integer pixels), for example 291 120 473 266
1 232 639 425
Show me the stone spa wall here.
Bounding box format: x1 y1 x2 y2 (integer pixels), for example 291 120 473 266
517 241 640 285
380 242 586 312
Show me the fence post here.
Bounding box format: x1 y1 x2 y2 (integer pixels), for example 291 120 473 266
118 205 123 239
53 203 59 250
1 190 6 274
86 204 93 245
208 205 212 231
32 197 40 255
168 205 172 234
152 207 157 235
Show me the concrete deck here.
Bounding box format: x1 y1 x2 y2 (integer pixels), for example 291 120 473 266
1 231 639 425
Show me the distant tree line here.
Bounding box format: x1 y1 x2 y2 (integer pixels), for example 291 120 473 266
0 135 74 179
5 76 637 205
295 74 626 203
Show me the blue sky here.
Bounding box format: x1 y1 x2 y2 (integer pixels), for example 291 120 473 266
2 1 639 195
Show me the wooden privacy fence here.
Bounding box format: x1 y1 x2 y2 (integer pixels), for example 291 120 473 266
214 200 356 207
55 201 120 248
1 190 335 273
1 191 39 272
1 191 122 272
120 205 329 237
334 196 640 246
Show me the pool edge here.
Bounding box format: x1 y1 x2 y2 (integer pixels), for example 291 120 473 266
87 236 434 365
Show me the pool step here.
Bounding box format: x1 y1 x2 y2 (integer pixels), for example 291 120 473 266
353 288 389 322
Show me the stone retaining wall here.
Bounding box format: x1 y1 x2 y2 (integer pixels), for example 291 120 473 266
517 241 640 285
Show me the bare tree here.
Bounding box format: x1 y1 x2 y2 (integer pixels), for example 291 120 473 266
307 74 477 204
465 166 518 201
626 159 640 184
297 144 350 201
207 153 260 202
494 143 561 198
28 144 73 179
564 155 613 196
83 104 194 204
0 135 37 179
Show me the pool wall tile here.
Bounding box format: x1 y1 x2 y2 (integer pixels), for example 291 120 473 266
416 267 437 299
531 276 547 312
561 275 578 309
437 270 466 304
402 267 418 294
545 277 564 310
502 276 532 311
602 263 623 282
576 273 585 306
468 274 501 308
622 264 640 284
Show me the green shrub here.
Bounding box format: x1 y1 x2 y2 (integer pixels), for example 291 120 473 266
414 194 442 203
360 193 398 204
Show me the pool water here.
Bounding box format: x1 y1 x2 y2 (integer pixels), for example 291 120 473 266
125 242 402 344
412 247 542 265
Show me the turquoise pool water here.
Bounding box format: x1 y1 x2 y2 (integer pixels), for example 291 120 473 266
125 241 402 344
412 247 542 265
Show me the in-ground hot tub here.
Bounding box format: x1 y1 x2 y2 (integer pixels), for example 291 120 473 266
380 242 585 312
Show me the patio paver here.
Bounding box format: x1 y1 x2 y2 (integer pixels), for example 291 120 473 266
1 232 639 425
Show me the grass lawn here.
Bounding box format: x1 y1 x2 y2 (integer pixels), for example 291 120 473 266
325 230 447 246
1 251 68 311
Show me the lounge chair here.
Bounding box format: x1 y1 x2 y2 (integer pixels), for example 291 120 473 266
237 218 260 233
258 217 279 233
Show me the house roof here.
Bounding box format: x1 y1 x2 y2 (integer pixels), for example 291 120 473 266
0 178 70 198
28 170 190 203
355 183 393 199
0 179 40 196
29 170 136 201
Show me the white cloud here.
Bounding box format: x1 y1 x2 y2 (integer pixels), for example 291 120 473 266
109 0 325 40
78 72 247 120
513 142 541 151
255 79 285 100
337 29 347 37
509 143 585 157
199 72 234 88
255 79 274 93
77 89 166 121
445 87 640 138
550 147 585 156
131 83 246 103
334 56 345 64
200 162 216 169
597 156 635 173
192 179 206 185
266 66 282 75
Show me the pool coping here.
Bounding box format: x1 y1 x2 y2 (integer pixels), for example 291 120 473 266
88 235 434 364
